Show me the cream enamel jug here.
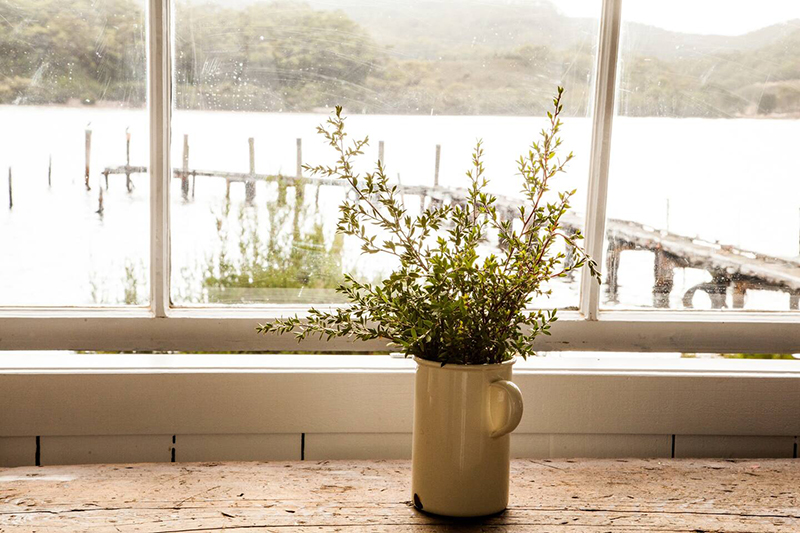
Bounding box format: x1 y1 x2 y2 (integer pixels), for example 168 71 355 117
411 357 524 517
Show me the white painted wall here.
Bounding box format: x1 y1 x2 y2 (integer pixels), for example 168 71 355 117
1 355 798 467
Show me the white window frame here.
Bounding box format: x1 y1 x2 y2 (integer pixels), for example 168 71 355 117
0 0 798 355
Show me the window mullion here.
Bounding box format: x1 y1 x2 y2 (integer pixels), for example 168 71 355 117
148 0 172 318
579 0 623 321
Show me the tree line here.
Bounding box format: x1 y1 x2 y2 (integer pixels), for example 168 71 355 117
1 0 798 117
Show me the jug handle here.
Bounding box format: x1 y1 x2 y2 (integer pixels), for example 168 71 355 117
489 380 524 438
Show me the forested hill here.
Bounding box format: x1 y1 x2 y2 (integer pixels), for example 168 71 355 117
1 0 799 117
337 0 799 61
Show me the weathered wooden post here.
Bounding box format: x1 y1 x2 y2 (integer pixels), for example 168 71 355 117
652 247 675 308
790 291 799 310
48 155 52 188
296 138 303 179
434 144 441 187
378 140 385 166
293 138 304 239
182 134 190 200
85 128 92 191
246 137 256 203
732 280 747 309
709 272 730 309
605 239 620 303
125 128 133 192
96 186 104 216
7 167 12 210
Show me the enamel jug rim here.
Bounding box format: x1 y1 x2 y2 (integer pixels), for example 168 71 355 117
413 356 516 370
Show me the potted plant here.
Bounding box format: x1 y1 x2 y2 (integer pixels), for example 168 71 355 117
259 87 600 517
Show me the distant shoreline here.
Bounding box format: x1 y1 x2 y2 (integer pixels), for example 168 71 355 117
3 101 798 120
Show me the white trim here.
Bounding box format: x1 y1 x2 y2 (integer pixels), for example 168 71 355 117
580 0 622 320
0 310 798 352
148 0 171 318
1 353 798 375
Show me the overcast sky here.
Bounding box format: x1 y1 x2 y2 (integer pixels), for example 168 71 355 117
557 0 800 36
232 0 800 37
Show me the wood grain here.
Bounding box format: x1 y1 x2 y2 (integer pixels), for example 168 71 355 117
0 459 798 532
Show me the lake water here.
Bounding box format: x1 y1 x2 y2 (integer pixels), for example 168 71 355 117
1 105 799 310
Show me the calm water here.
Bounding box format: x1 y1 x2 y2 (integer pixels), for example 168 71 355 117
1 105 799 310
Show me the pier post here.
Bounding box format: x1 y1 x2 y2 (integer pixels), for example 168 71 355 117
434 144 441 187
97 186 104 216
732 280 747 309
85 129 92 190
790 291 799 310
7 167 12 210
293 138 304 240
652 248 675 308
48 155 52 188
709 272 729 309
126 129 133 192
296 138 303 179
378 140 385 166
224 139 230 201
246 137 256 203
182 134 190 200
605 239 620 303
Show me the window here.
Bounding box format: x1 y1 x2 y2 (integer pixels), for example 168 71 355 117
604 1 800 312
1 0 798 356
169 0 599 309
0 0 149 306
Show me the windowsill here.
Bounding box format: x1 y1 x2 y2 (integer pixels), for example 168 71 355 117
1 352 798 377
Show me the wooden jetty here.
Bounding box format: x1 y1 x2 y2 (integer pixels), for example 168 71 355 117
100 135 800 311
600 219 800 310
395 186 800 309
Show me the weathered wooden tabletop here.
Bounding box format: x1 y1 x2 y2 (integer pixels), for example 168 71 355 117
0 459 798 532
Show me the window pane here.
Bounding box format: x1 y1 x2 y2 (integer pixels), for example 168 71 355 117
603 2 800 311
0 0 149 306
171 0 600 307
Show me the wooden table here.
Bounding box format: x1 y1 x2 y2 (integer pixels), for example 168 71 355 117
1 459 798 532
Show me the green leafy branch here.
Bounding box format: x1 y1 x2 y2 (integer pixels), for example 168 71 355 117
258 87 600 364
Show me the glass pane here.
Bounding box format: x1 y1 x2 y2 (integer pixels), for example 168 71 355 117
0 0 149 306
603 1 800 311
170 0 600 307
